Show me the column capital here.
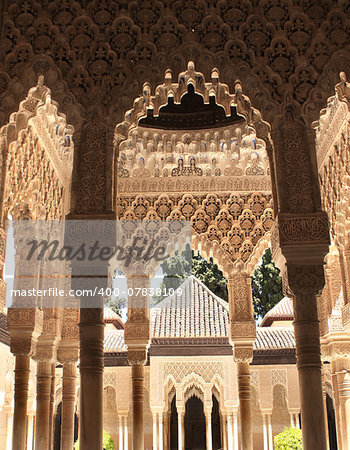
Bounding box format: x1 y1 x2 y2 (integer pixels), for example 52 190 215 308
7 307 43 356
261 409 273 415
33 343 57 363
286 264 325 298
57 346 79 364
203 405 212 416
233 345 254 364
176 405 185 416
127 347 148 366
272 212 330 266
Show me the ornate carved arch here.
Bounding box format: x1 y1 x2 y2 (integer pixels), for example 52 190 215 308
115 63 275 275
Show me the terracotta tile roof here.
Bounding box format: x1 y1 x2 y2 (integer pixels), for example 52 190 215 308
104 307 124 329
104 329 127 352
103 277 296 353
260 297 294 327
254 327 295 349
151 276 229 338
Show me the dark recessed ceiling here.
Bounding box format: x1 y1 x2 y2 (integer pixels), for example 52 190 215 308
138 84 244 130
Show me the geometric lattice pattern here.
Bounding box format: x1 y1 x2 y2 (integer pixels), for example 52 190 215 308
163 361 223 383
103 372 117 387
250 369 260 391
271 369 287 387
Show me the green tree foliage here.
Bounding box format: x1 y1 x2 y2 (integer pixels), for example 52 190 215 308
274 427 303 449
74 430 115 450
104 296 126 317
251 248 283 320
154 243 228 303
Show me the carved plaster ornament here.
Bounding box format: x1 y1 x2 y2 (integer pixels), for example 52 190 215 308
336 72 350 106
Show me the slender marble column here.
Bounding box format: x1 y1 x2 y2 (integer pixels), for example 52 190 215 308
79 307 104 450
6 412 13 450
124 276 150 450
288 265 328 450
131 363 145 450
233 412 239 450
27 415 34 450
205 409 212 450
118 415 123 450
49 363 56 450
322 368 330 450
227 414 233 450
267 414 273 450
61 362 77 450
158 413 163 450
237 361 252 450
338 370 350 450
153 413 158 450
13 355 30 450
177 408 185 450
123 416 128 450
35 360 51 450
263 414 268 450
289 412 295 428
167 411 171 450
222 412 227 450
163 412 168 450
295 413 300 429
331 373 343 450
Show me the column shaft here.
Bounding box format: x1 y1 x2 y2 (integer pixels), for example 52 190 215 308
49 363 56 450
158 413 163 450
338 370 350 450
205 411 212 450
292 288 328 450
79 307 104 450
13 355 30 450
263 415 268 450
290 413 294 428
233 413 239 450
331 373 343 450
322 369 330 450
163 413 168 450
167 411 171 450
27 415 34 450
227 414 233 450
237 362 252 450
124 416 128 450
131 364 144 450
35 361 51 450
118 415 123 450
60 363 77 450
6 413 13 450
222 413 227 450
153 413 158 450
267 414 273 450
177 410 185 450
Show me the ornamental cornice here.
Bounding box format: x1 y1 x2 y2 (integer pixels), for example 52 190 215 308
313 96 348 170
117 176 272 195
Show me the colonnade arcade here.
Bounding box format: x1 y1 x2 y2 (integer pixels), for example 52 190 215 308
0 57 347 450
